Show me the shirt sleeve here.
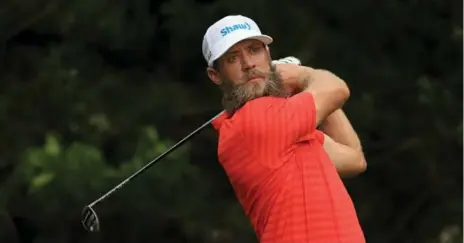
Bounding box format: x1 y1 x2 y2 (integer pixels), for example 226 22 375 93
240 92 317 166
314 130 325 144
211 111 228 131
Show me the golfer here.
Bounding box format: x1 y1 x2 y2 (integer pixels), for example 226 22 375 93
202 15 367 243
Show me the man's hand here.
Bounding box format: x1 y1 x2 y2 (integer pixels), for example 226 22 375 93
274 63 314 94
274 62 350 126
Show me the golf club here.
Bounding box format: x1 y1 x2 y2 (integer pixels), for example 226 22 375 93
81 111 224 233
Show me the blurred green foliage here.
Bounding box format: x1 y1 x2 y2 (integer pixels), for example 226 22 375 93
0 0 462 242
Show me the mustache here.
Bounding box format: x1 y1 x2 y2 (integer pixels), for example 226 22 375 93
241 69 267 81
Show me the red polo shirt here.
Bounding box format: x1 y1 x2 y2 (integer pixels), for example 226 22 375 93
212 92 365 243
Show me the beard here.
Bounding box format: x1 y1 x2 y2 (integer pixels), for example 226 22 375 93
219 63 290 116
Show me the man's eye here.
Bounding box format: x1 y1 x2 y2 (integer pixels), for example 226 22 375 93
227 55 238 63
250 45 262 53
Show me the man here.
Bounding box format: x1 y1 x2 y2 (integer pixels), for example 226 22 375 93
202 15 367 243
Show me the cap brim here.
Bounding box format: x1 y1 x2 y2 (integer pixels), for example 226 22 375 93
209 33 273 66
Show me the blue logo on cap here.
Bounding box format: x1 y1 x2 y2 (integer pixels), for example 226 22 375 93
220 22 251 37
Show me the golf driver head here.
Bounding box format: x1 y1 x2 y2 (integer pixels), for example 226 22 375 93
81 206 100 232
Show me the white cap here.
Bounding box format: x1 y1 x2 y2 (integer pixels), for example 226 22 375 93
202 15 273 67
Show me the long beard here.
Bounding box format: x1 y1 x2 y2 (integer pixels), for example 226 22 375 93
219 63 290 116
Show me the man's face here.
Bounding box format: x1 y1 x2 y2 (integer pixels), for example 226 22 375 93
207 39 288 114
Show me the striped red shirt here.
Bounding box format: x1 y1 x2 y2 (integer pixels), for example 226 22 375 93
212 92 365 243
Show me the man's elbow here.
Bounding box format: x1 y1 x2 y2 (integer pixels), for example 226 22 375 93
319 69 351 106
334 84 350 108
341 151 367 178
334 70 350 102
356 153 367 173
351 151 367 174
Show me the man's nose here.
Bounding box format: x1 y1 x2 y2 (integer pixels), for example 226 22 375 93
240 54 256 71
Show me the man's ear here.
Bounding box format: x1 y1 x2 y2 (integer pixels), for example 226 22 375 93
206 67 222 85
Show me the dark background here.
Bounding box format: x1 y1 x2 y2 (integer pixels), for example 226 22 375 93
0 0 462 242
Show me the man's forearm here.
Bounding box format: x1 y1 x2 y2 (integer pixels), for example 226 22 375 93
300 68 350 126
320 109 367 175
319 109 362 151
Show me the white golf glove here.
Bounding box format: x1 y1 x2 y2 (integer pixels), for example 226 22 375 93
272 56 302 65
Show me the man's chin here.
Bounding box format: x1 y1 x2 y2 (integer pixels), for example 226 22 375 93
247 82 266 96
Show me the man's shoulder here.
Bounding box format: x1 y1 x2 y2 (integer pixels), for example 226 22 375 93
214 96 290 132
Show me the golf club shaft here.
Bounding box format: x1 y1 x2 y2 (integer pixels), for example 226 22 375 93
87 111 225 208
